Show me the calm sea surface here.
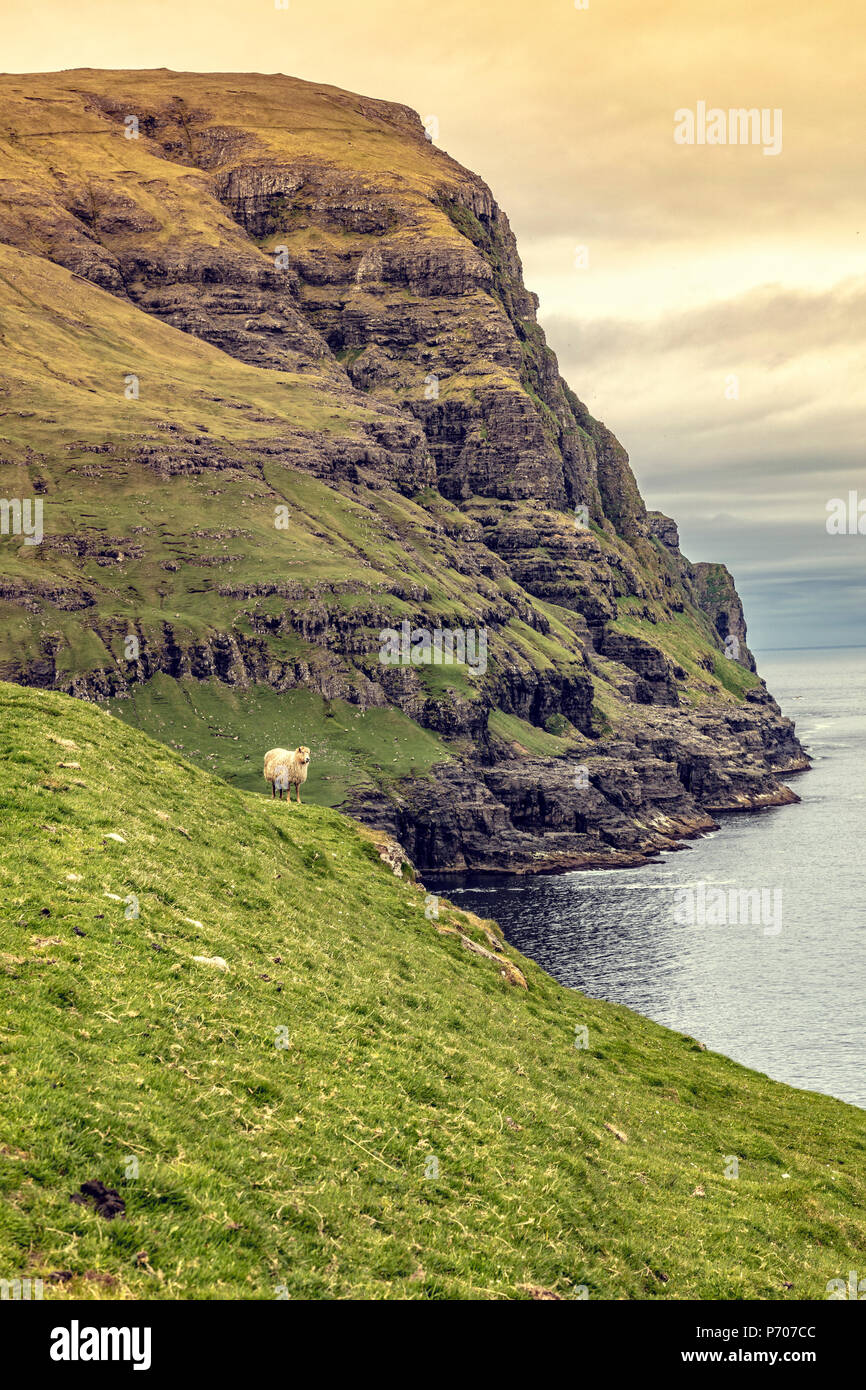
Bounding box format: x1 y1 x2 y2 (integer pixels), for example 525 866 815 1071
428 647 866 1108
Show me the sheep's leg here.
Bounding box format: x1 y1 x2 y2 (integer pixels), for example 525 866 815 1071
271 780 275 799
296 784 302 804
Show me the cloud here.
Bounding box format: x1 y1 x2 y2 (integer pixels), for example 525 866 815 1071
542 278 866 369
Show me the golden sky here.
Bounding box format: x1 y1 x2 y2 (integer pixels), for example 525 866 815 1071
4 0 864 645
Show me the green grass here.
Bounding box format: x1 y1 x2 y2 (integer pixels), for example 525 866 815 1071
0 244 361 453
487 708 585 757
612 606 762 702
0 681 863 1300
105 676 452 805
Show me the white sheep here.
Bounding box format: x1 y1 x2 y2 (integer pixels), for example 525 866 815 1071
263 746 311 803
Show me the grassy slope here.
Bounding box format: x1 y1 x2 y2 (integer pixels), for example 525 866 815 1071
0 240 376 676
106 677 452 805
0 68 461 184
0 681 862 1301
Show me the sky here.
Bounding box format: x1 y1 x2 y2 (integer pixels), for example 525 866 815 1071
4 0 864 650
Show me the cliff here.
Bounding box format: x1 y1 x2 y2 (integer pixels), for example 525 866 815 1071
0 70 808 871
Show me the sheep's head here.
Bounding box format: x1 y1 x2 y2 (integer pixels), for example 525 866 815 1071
297 746 311 766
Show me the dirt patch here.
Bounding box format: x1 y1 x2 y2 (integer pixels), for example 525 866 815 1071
50 1268 117 1286
69 1179 126 1219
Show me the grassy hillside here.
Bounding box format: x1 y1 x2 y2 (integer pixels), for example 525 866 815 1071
105 676 453 804
0 681 861 1300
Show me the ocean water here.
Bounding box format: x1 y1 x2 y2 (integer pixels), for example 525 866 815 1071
428 647 866 1109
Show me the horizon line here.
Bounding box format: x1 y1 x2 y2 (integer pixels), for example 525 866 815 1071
757 643 866 653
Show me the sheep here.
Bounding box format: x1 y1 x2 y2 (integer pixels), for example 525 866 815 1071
263 746 311 803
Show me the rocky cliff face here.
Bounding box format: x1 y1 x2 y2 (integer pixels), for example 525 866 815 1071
0 70 808 871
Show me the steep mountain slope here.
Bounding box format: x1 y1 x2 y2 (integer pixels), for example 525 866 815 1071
0 70 808 871
0 682 861 1300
